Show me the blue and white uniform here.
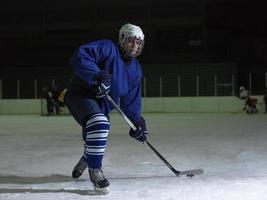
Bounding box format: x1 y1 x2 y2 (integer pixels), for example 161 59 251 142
64 39 142 168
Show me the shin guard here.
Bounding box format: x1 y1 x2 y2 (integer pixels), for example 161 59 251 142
83 113 110 169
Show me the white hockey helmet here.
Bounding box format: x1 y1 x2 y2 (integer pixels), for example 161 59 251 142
119 23 145 57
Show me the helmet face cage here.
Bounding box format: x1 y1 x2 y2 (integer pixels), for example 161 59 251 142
119 23 145 58
119 35 144 57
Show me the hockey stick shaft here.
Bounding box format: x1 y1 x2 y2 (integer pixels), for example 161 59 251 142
106 94 137 131
146 140 180 175
105 94 180 176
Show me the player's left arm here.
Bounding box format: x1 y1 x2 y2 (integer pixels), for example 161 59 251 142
120 82 148 143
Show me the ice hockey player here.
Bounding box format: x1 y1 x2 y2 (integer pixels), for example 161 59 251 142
244 96 258 115
239 86 249 100
42 86 56 116
64 23 148 193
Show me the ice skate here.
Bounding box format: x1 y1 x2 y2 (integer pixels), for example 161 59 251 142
72 156 87 178
89 168 109 194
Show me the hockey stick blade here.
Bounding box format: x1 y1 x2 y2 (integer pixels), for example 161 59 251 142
177 169 204 178
146 140 203 178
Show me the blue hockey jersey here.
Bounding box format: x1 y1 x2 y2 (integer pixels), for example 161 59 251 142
69 39 142 123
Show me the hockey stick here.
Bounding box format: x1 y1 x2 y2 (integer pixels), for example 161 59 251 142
106 94 192 177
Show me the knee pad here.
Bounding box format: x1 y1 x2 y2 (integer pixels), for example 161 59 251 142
83 113 110 168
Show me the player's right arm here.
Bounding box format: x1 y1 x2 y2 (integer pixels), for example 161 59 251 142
70 40 114 87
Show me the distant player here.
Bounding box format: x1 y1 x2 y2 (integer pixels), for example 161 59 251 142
64 23 148 193
42 86 55 116
239 86 249 100
244 96 258 115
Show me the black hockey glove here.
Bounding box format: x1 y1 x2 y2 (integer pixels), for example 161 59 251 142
129 116 148 143
95 70 111 98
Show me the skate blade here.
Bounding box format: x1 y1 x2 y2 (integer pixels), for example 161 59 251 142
94 186 109 195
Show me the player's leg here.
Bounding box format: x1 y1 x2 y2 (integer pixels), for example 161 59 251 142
64 93 110 190
83 113 110 189
47 101 54 116
244 104 251 114
64 96 96 178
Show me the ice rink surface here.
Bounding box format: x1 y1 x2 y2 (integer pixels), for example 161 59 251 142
1 113 267 200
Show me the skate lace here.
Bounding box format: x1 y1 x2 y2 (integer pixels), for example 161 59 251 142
90 169 105 183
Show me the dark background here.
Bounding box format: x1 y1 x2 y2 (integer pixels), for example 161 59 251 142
0 0 267 98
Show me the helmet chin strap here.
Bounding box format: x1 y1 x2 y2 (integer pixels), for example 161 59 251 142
123 54 132 62
119 46 132 62
119 41 143 58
